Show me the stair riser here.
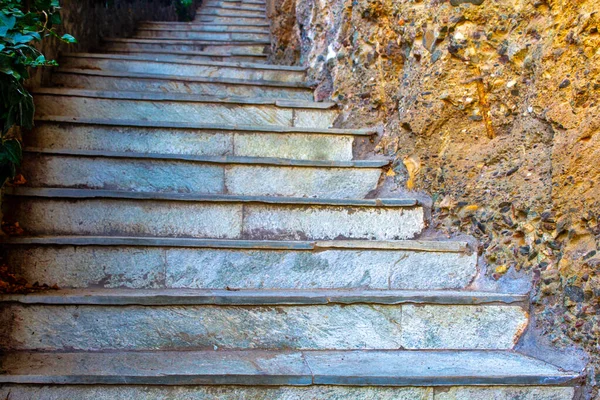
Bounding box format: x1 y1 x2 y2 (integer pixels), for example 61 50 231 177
27 123 356 162
199 9 265 17
202 5 266 12
52 74 313 100
196 16 267 24
202 2 266 8
5 246 477 290
60 58 304 82
202 0 267 5
138 23 270 33
34 96 337 129
21 155 381 198
0 304 527 351
134 30 269 41
5 198 424 240
104 41 268 55
0 385 576 400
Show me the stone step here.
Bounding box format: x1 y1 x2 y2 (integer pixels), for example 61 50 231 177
202 0 266 6
0 289 528 351
32 89 337 128
109 50 267 63
0 384 580 400
138 21 270 32
4 188 424 240
3 237 477 290
202 4 266 12
52 69 313 99
28 118 372 162
20 149 385 198
0 350 577 389
203 0 267 5
195 16 268 25
103 38 269 55
60 53 305 82
198 8 265 17
134 28 270 41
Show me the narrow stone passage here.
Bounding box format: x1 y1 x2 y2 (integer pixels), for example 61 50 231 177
0 0 579 398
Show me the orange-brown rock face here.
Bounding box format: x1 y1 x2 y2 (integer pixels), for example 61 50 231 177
269 0 599 394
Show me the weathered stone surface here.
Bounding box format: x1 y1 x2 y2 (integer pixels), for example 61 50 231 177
0 304 404 350
3 289 523 306
52 72 313 100
139 22 271 33
0 350 578 386
33 91 338 128
35 96 290 127
6 198 243 238
196 16 267 24
27 122 357 161
6 246 165 289
105 39 268 55
0 385 578 399
60 55 305 82
434 386 575 400
0 302 528 351
233 132 353 160
135 29 270 41
22 153 381 198
225 165 381 198
5 246 476 290
304 350 578 386
166 248 477 290
6 197 423 240
243 204 424 240
199 8 265 17
0 350 311 385
401 305 528 349
0 385 433 400
22 154 224 193
272 0 600 389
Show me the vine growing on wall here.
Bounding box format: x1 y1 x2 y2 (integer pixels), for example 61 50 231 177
0 0 74 187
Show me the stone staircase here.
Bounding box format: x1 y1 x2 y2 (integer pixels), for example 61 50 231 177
0 0 579 398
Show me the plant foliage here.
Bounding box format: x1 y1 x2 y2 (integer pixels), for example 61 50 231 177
0 0 74 187
176 0 195 21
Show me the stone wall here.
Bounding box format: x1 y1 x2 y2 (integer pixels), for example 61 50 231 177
30 0 200 87
268 0 599 397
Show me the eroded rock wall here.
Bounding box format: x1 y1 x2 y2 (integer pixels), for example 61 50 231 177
269 0 599 396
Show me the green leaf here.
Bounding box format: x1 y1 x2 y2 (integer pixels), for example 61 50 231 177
3 139 22 165
60 33 76 43
50 11 61 25
0 12 17 36
8 33 37 44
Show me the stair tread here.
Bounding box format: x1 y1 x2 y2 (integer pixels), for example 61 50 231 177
55 68 311 88
104 37 270 44
0 350 578 386
23 148 389 168
34 116 377 135
33 88 335 109
104 48 268 58
136 27 270 33
32 116 373 136
62 52 297 70
204 5 266 11
0 288 527 305
5 187 418 207
140 20 270 26
1 236 469 252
